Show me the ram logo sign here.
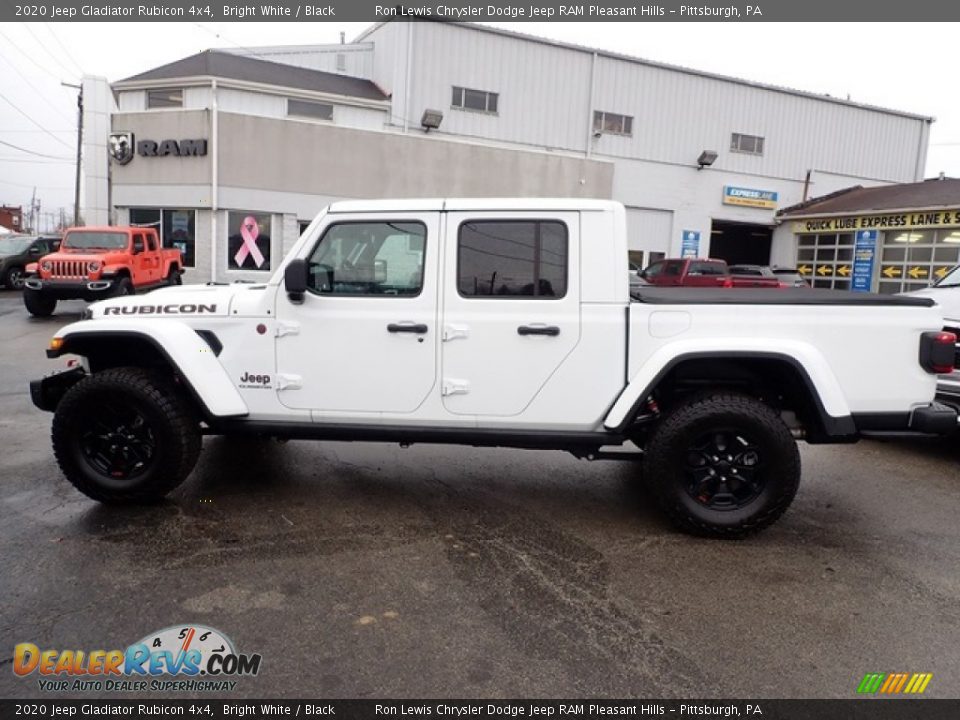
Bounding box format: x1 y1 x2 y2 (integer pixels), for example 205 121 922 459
108 134 208 164
108 132 135 165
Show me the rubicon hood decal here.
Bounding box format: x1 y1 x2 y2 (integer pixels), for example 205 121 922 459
103 303 218 315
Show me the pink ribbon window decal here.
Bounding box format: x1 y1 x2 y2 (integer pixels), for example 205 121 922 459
234 216 266 268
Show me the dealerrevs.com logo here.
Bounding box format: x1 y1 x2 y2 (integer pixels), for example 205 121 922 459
13 625 262 693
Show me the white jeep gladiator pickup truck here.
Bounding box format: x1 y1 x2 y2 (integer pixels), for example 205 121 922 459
31 199 958 537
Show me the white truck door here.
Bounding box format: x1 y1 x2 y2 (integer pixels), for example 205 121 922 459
441 212 581 417
275 213 439 413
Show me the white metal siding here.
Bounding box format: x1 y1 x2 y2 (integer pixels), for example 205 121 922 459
382 23 926 185
625 208 672 253
215 87 388 130
402 22 593 151
227 44 375 79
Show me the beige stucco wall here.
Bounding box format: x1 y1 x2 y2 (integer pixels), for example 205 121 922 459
110 110 212 187
216 113 613 199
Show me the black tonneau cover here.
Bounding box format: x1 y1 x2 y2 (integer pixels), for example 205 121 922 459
633 287 935 307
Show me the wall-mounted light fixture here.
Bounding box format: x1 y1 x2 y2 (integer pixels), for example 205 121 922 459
421 109 443 132
697 150 718 170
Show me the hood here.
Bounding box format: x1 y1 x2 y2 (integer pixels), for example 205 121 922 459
902 285 960 323
86 284 246 319
45 249 128 262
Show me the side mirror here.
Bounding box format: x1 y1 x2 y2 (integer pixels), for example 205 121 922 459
639 270 648 280
285 258 308 302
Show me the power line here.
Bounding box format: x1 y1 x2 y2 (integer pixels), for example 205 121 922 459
0 28 64 82
0 156 74 164
0 33 76 126
28 24 84 78
0 89 73 150
0 138 73 160
43 23 85 76
0 177 73 191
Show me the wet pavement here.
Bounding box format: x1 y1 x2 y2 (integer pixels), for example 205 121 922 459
1 291 959 699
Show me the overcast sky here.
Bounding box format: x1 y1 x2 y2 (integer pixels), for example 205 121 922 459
2 21 958 227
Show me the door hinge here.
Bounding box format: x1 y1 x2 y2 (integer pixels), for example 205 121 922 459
442 324 470 342
276 374 302 391
275 321 300 338
441 378 470 396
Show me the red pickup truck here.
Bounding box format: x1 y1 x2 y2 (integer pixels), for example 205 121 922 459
639 258 784 288
22 226 182 317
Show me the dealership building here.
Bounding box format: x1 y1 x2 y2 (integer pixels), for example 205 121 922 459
81 21 935 284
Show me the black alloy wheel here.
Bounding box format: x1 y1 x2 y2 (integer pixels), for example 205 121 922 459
684 429 764 510
79 398 158 480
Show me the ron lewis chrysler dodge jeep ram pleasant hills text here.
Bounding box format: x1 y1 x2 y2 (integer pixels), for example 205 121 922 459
30 199 959 537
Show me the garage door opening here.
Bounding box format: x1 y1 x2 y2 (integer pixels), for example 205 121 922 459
710 220 773 265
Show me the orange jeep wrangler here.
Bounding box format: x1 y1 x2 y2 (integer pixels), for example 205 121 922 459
23 226 183 317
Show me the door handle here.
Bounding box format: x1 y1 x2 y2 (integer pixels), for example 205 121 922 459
517 325 560 337
387 323 428 334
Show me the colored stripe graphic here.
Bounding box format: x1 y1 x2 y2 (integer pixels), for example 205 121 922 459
857 672 932 694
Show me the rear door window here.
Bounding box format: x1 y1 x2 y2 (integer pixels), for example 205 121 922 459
457 220 567 298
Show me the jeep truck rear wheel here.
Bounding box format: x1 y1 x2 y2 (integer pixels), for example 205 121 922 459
52 368 201 503
642 393 800 538
23 289 56 317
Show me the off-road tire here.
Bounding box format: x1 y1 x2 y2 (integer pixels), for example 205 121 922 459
642 392 800 538
112 277 134 297
23 289 56 317
166 267 183 286
52 367 201 503
3 265 24 290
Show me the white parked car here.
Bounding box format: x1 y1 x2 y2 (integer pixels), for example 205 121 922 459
31 199 956 537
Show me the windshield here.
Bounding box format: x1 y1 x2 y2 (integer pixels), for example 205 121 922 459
934 265 960 287
62 231 128 251
0 236 33 255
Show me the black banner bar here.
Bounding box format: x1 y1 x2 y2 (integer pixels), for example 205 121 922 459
2 700 960 720
5 0 960 22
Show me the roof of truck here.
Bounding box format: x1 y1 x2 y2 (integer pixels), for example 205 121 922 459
327 198 623 213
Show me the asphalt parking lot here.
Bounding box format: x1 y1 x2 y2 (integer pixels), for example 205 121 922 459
1 290 959 700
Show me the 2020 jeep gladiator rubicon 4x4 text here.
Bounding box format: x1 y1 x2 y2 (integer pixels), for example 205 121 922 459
31 199 957 537
22 226 182 317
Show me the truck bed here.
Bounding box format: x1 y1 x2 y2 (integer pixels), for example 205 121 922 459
633 287 935 307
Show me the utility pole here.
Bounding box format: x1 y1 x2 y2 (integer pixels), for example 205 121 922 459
62 81 83 227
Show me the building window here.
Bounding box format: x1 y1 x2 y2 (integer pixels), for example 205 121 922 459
795 233 854 290
731 132 765 155
457 220 567 298
877 228 960 294
306 222 426 296
452 86 498 114
228 212 272 272
146 88 183 109
593 111 633 136
287 98 334 121
129 208 196 268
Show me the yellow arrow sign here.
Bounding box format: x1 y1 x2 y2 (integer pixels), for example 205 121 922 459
882 266 902 278
797 265 811 275
908 266 929 279
816 265 831 276
935 266 950 279
837 265 851 277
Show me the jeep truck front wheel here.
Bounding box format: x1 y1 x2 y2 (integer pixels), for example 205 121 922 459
642 393 801 538
23 289 56 317
52 368 201 503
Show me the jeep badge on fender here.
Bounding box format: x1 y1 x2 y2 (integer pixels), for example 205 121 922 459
29 198 958 538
